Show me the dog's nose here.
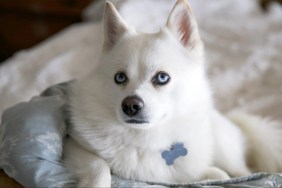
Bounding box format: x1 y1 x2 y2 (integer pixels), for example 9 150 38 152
122 95 144 116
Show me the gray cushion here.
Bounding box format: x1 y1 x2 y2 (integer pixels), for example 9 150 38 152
0 95 76 187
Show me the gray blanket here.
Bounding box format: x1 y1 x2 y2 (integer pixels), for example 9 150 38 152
0 82 281 187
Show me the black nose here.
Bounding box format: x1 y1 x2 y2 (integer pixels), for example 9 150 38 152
122 95 144 116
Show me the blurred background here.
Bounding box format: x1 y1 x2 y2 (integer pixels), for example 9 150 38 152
0 0 93 62
0 0 281 62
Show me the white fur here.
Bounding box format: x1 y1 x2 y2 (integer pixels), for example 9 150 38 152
63 0 282 186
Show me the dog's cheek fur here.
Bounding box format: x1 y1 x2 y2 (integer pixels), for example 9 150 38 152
136 86 175 126
146 37 212 121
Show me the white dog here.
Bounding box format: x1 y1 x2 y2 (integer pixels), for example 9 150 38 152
64 0 282 187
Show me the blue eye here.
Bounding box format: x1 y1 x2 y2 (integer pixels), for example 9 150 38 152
153 71 170 86
115 72 127 84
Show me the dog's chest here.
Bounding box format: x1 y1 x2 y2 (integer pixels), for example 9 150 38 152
108 142 190 182
92 126 214 183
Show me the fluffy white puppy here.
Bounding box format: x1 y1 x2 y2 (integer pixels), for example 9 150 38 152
64 0 282 187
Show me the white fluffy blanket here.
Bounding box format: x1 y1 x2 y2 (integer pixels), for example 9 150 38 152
0 0 281 123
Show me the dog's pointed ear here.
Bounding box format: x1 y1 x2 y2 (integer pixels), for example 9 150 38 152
103 1 128 51
166 0 201 49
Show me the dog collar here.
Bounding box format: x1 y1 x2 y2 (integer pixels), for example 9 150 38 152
161 142 188 166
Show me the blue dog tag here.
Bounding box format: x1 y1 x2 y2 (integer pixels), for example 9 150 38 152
161 143 188 166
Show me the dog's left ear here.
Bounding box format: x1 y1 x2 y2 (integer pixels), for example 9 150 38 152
166 0 202 50
103 1 128 51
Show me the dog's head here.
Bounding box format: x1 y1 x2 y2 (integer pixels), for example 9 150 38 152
95 0 211 129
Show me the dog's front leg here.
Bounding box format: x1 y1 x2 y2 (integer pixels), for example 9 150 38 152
63 138 111 187
201 166 230 180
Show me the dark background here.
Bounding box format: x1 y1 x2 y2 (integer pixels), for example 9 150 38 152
0 0 92 62
0 0 280 63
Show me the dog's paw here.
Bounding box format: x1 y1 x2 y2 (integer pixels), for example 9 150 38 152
79 176 111 187
202 167 230 180
78 170 111 187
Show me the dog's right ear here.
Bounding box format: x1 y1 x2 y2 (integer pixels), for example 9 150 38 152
103 1 128 51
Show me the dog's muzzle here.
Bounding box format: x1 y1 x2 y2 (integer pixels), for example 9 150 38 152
122 95 148 124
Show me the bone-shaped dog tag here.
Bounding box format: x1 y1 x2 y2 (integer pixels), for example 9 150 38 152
161 143 188 166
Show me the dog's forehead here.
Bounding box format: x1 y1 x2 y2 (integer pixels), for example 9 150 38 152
129 32 179 57
119 32 185 70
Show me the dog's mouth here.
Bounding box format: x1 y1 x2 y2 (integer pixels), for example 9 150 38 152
125 119 149 124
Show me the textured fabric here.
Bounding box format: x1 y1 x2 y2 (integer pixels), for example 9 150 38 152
0 84 77 187
0 82 282 187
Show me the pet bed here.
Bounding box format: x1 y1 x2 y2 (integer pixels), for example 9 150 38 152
0 0 282 187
